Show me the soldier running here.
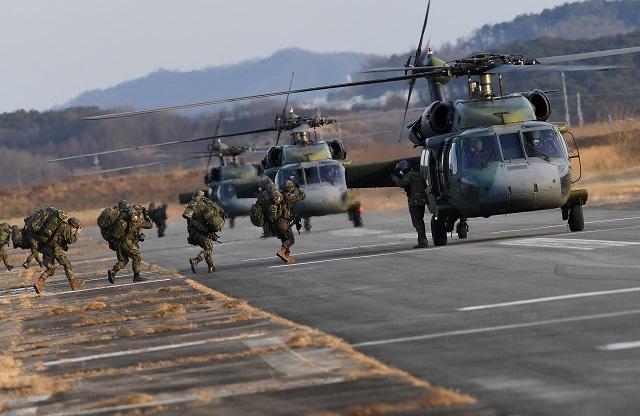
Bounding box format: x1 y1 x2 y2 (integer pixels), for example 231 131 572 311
184 190 225 273
391 160 429 248
267 180 305 264
0 223 14 271
107 200 153 284
33 217 84 295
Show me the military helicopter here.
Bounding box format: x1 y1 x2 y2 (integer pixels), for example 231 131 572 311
83 1 640 245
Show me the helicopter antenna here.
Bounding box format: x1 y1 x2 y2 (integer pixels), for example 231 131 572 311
398 0 431 143
207 116 223 169
276 72 295 145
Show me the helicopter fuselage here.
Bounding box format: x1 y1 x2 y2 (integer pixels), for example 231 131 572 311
422 121 582 222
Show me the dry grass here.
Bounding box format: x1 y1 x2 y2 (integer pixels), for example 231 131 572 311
120 328 136 337
143 324 197 335
42 305 80 316
157 285 187 293
150 303 186 318
90 393 154 409
287 333 313 349
0 355 62 398
84 301 108 311
339 391 476 416
0 310 5 320
231 311 253 322
222 299 247 309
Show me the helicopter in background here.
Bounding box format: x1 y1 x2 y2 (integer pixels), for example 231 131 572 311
83 0 640 245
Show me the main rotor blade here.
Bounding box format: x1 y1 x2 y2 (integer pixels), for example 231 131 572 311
486 64 625 74
536 46 640 65
398 80 415 143
414 0 431 65
46 126 276 163
333 107 423 122
84 73 429 120
72 155 209 176
361 65 443 74
276 72 295 145
338 129 395 140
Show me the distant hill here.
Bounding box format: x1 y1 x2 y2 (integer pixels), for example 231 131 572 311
66 48 373 110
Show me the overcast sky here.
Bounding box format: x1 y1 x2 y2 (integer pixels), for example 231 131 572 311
0 0 577 112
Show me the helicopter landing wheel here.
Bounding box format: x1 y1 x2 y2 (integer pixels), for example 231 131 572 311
350 204 363 228
229 217 235 229
304 217 312 232
456 219 468 239
431 214 448 246
568 204 584 232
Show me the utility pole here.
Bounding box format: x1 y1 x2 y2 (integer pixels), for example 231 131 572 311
561 72 571 127
576 92 584 127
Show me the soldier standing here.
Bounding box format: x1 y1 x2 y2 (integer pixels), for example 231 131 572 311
148 202 168 237
268 180 305 263
391 160 429 248
0 223 14 271
184 190 225 273
107 201 153 284
256 176 277 238
33 217 84 295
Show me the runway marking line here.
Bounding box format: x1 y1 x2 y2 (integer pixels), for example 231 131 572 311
490 216 640 235
499 237 640 251
353 308 640 347
598 341 640 351
242 242 404 262
458 286 640 311
49 278 173 296
269 247 434 269
43 332 265 367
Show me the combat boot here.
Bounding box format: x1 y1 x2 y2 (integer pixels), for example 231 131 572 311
276 246 289 263
33 277 46 295
133 273 147 283
189 258 198 274
413 240 429 249
107 270 116 284
69 278 85 290
22 262 29 269
7 265 13 271
207 265 216 273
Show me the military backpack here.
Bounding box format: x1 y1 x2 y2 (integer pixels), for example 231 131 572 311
97 207 128 242
25 207 68 244
249 203 264 227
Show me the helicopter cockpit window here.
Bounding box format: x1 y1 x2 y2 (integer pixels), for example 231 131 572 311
499 133 525 161
219 183 236 199
523 129 565 160
304 166 320 184
461 135 500 171
277 167 304 187
282 143 332 164
319 164 343 185
220 164 257 180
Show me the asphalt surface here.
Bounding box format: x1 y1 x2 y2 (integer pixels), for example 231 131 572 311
138 205 640 416
0 233 477 415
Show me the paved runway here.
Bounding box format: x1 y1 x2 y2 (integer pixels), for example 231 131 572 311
140 205 640 416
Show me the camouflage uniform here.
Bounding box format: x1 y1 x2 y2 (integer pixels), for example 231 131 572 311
0 223 14 271
392 164 429 248
148 202 168 237
33 218 84 295
108 202 153 283
268 181 305 263
185 191 224 273
24 236 43 268
256 176 277 238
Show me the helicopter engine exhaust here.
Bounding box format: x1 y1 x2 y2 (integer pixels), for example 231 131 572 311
409 101 454 145
523 90 552 121
265 146 283 168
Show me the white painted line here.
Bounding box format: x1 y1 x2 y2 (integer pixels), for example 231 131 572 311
353 309 640 347
49 278 173 296
43 332 265 366
241 242 404 262
328 228 390 237
269 247 434 269
458 286 640 311
47 397 197 416
499 237 640 251
490 216 640 235
598 341 640 351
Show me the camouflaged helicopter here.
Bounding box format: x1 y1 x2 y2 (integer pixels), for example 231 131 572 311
83 1 640 245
